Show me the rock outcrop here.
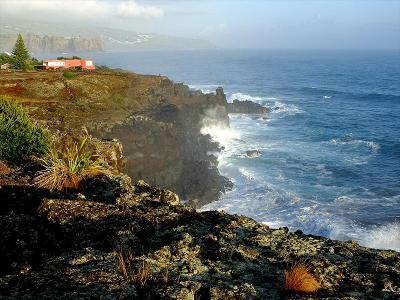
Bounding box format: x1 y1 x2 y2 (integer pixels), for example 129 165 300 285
227 99 271 114
0 71 232 207
0 162 399 299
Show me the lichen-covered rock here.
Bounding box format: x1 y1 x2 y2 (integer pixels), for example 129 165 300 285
1 195 398 299
133 180 180 206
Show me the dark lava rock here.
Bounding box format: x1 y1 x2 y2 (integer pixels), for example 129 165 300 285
245 150 262 158
1 183 399 299
227 100 271 114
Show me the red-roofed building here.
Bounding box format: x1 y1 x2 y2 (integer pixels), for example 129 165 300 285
43 59 95 70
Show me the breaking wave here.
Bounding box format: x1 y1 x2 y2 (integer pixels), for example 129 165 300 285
228 92 264 103
328 135 380 152
188 84 220 94
271 101 303 115
360 222 400 251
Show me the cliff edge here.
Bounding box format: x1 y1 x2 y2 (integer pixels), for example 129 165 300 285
0 70 231 207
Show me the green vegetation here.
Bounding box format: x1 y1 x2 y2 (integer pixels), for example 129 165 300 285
57 56 82 60
96 65 111 71
35 135 107 191
0 53 13 66
62 71 76 79
0 97 49 163
12 34 30 70
1 34 41 70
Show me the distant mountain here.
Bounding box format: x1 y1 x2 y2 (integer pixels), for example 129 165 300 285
0 21 214 53
0 34 103 54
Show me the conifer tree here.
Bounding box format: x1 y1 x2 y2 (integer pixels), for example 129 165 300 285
12 34 30 70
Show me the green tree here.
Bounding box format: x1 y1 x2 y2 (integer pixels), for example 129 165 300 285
12 34 30 70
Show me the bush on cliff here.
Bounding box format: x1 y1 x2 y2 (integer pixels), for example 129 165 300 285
0 97 49 163
62 71 76 79
35 134 108 191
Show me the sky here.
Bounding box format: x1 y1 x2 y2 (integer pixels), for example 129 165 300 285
1 0 399 49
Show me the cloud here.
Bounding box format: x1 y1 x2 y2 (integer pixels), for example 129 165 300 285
116 1 164 18
0 0 164 19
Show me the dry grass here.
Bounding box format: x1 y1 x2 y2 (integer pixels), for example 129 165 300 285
161 270 169 285
34 134 107 191
132 261 152 286
117 250 152 286
284 263 322 293
0 160 11 175
118 251 130 281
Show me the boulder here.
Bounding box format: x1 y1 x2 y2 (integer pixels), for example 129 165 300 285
227 100 271 114
245 150 262 158
133 180 180 206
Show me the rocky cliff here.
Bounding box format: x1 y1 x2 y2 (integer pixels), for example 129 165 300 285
0 33 104 53
0 70 231 207
0 70 399 299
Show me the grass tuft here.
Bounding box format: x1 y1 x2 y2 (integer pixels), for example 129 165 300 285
284 262 321 293
117 250 152 286
34 134 107 191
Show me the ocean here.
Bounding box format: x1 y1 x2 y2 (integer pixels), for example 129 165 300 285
93 49 400 251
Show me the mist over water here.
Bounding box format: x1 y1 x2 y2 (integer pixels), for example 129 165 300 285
93 49 400 251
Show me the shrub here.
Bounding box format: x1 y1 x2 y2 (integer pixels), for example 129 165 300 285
0 53 13 65
57 56 81 60
0 98 49 163
62 71 76 79
34 135 107 191
283 263 321 293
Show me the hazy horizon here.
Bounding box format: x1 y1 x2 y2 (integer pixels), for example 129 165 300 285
1 0 399 50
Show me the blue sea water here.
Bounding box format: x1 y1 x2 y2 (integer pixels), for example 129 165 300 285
93 49 400 251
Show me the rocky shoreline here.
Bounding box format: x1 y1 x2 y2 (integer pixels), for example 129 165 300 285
0 70 399 299
0 71 232 207
1 158 399 299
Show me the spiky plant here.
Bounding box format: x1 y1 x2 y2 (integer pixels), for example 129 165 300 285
34 135 107 191
284 262 322 293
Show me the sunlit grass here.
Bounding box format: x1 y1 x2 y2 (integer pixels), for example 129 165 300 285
34 135 107 191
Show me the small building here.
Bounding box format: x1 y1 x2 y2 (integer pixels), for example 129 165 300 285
43 59 96 70
0 63 12 70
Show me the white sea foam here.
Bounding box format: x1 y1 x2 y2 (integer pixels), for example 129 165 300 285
228 92 264 103
271 101 303 115
359 222 400 251
329 138 380 152
323 95 332 99
201 124 240 148
188 84 220 94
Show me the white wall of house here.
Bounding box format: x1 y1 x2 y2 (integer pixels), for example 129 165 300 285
47 61 65 67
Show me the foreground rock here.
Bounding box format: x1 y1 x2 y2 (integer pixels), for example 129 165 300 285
227 99 271 114
0 168 399 299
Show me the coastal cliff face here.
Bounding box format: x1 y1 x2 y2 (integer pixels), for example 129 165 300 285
0 70 399 299
0 71 231 206
0 33 104 53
